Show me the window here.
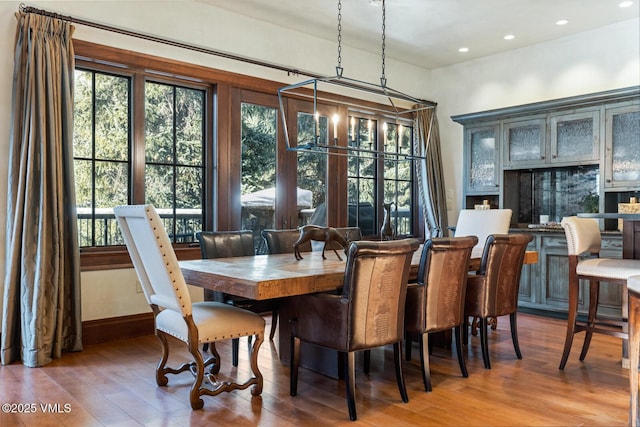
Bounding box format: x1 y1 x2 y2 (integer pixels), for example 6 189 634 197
144 82 205 243
74 69 130 247
73 64 210 257
72 41 421 269
347 116 415 237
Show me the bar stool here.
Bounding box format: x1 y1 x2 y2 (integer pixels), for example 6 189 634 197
559 216 640 370
629 275 640 427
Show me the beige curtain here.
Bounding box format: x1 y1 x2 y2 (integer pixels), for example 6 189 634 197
414 107 449 238
2 12 82 367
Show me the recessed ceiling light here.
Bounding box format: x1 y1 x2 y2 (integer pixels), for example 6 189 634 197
556 19 569 25
458 47 469 53
619 1 633 7
504 34 515 40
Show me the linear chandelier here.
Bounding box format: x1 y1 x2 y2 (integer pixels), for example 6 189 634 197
277 0 436 161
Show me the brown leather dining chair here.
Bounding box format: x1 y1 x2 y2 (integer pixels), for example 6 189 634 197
261 228 311 255
289 239 420 421
196 231 279 367
404 235 478 392
464 233 533 369
558 216 640 370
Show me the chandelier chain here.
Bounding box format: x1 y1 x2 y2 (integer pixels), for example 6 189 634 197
380 0 386 87
336 0 343 75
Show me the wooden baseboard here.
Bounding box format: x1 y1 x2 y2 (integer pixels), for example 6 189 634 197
82 313 154 345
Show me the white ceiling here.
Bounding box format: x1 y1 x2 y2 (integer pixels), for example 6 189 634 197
196 0 639 69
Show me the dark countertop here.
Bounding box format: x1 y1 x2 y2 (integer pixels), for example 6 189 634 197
577 213 640 220
510 224 622 236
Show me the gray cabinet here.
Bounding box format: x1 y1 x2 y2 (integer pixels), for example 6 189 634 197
453 87 639 213
503 117 546 168
464 123 500 194
605 103 640 189
549 109 600 164
517 231 623 318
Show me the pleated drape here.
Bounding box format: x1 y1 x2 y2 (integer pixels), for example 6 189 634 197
414 107 449 238
2 12 82 367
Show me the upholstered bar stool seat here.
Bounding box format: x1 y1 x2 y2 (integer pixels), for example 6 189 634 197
628 275 640 427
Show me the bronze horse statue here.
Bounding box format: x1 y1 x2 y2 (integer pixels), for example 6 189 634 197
293 225 350 261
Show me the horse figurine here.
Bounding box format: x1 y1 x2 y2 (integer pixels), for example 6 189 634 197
380 202 396 240
293 225 349 261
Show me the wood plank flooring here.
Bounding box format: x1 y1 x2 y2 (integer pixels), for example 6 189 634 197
0 312 631 426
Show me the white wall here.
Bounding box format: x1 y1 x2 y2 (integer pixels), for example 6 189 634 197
431 18 640 223
0 1 431 322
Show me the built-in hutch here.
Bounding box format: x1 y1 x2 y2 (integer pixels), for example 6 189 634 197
452 86 640 317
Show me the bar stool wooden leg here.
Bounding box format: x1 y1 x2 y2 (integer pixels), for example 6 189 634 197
628 276 640 427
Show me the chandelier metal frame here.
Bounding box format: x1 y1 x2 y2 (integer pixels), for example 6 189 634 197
277 0 436 161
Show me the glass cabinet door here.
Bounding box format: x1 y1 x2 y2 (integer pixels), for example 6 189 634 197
465 123 500 193
503 118 546 168
550 110 599 164
605 104 640 188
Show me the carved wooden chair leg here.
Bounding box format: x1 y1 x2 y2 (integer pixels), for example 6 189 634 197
187 339 206 410
488 316 498 330
155 330 170 386
248 333 264 396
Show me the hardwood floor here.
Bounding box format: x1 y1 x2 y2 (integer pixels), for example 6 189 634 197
0 312 630 426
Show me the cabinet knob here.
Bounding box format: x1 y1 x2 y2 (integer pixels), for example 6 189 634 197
552 155 557 159
541 156 545 160
606 179 612 183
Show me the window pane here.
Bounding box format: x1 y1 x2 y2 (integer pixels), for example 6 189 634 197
176 87 204 166
145 82 175 164
297 112 327 226
73 69 131 247
145 82 205 244
241 103 277 252
73 70 93 159
95 74 129 160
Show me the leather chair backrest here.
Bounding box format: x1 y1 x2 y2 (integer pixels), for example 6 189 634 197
561 216 602 256
342 239 420 351
196 230 255 259
324 227 363 251
405 236 477 333
454 209 512 258
114 204 192 316
476 233 533 317
261 229 311 254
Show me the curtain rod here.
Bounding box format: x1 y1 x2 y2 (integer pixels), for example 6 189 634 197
19 3 323 80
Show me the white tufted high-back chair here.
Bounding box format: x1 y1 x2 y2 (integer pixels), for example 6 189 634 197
114 204 264 409
559 216 640 371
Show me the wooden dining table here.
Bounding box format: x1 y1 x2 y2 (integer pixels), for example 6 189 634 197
180 244 538 377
